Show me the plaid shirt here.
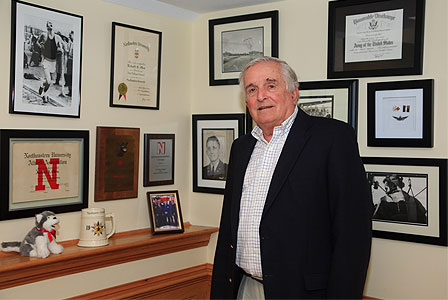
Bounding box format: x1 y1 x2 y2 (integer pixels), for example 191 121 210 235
236 107 298 277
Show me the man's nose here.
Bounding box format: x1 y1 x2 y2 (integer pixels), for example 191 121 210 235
256 87 267 101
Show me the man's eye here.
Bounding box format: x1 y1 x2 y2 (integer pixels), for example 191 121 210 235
268 84 275 89
247 88 256 94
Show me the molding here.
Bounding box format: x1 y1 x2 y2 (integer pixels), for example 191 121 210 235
0 223 217 289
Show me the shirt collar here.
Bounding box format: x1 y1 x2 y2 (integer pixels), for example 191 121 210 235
251 106 298 143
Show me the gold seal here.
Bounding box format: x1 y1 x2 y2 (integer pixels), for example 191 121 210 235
118 83 128 95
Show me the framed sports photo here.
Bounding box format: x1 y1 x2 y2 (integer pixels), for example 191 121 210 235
363 157 447 246
193 114 245 194
147 190 184 234
367 79 433 147
209 10 278 86
10 0 83 117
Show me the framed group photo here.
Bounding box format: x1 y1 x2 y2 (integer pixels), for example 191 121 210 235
146 190 184 234
143 134 174 187
0 129 89 220
327 0 425 78
363 157 447 246
209 10 278 86
10 0 83 117
193 114 245 194
367 79 433 147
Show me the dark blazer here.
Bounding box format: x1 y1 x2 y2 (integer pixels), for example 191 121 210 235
211 109 372 299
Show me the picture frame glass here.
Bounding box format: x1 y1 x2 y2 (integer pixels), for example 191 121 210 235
143 134 174 187
147 191 184 234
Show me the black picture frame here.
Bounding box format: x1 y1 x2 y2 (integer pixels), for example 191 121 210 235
143 134 175 187
109 22 162 110
367 79 433 147
327 0 425 79
146 190 184 234
209 10 279 86
10 0 83 117
193 114 245 194
363 157 447 246
0 129 89 220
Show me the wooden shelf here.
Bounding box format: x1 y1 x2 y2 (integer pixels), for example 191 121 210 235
0 223 218 290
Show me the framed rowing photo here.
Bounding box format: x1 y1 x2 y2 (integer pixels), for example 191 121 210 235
10 0 83 117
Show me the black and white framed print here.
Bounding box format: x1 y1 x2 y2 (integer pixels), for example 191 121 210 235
367 79 433 147
209 10 278 86
193 114 245 194
363 157 447 246
327 0 425 78
10 0 83 117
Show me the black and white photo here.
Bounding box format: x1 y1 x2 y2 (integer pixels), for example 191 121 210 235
10 0 83 117
201 129 233 181
298 96 334 118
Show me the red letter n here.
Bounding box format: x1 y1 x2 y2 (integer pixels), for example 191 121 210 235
35 158 60 191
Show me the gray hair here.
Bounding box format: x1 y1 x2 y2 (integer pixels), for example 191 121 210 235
239 56 299 100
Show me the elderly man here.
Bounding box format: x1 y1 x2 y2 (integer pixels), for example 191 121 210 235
211 57 372 299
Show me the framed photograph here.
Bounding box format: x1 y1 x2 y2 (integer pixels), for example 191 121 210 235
146 190 184 234
209 10 278 86
363 157 447 246
95 127 140 201
367 79 433 147
143 134 174 187
327 0 425 78
0 130 89 220
110 22 162 110
10 0 83 117
193 114 245 194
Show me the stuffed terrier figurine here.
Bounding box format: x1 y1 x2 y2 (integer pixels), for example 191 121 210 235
1 211 63 258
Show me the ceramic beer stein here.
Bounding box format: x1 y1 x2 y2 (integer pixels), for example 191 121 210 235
77 208 115 247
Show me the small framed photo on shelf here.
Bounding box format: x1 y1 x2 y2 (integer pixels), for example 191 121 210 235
363 157 447 246
10 0 83 117
209 10 278 86
147 190 184 234
193 114 245 194
327 0 425 78
0 129 89 220
367 79 433 147
95 127 140 201
110 22 162 110
143 134 175 187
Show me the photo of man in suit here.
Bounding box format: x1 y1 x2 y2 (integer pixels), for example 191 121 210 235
203 135 228 180
211 57 372 299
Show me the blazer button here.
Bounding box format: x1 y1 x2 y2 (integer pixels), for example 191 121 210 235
230 244 234 249
229 278 232 283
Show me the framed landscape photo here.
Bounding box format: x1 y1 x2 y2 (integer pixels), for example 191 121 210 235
147 190 184 234
327 0 425 78
143 134 174 187
0 130 89 220
193 114 245 194
95 127 140 201
363 157 447 246
209 10 278 86
367 79 433 147
10 0 83 117
110 22 162 110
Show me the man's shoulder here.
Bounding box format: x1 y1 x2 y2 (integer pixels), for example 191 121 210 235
299 113 355 137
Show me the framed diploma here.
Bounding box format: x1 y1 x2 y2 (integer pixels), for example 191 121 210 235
367 79 433 147
363 157 447 246
109 22 162 110
143 134 175 187
209 10 278 86
95 127 140 201
328 0 425 78
10 0 83 117
0 129 89 220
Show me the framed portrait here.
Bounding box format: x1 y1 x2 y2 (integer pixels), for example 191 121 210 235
110 22 162 110
327 0 425 78
95 127 140 201
146 190 184 234
143 134 174 187
9 0 83 117
363 157 447 246
367 79 433 147
193 114 245 194
209 10 278 86
0 130 89 220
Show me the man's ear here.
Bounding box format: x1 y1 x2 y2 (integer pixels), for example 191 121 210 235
292 87 299 105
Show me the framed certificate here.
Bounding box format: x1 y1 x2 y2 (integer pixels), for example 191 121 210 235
328 0 425 78
110 22 162 109
143 134 175 186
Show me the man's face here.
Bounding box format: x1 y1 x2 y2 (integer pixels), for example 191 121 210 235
47 22 53 32
206 140 220 163
244 61 298 132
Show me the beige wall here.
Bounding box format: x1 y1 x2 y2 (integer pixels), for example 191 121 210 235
0 0 447 299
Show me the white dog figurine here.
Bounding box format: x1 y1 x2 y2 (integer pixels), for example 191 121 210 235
1 211 64 258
